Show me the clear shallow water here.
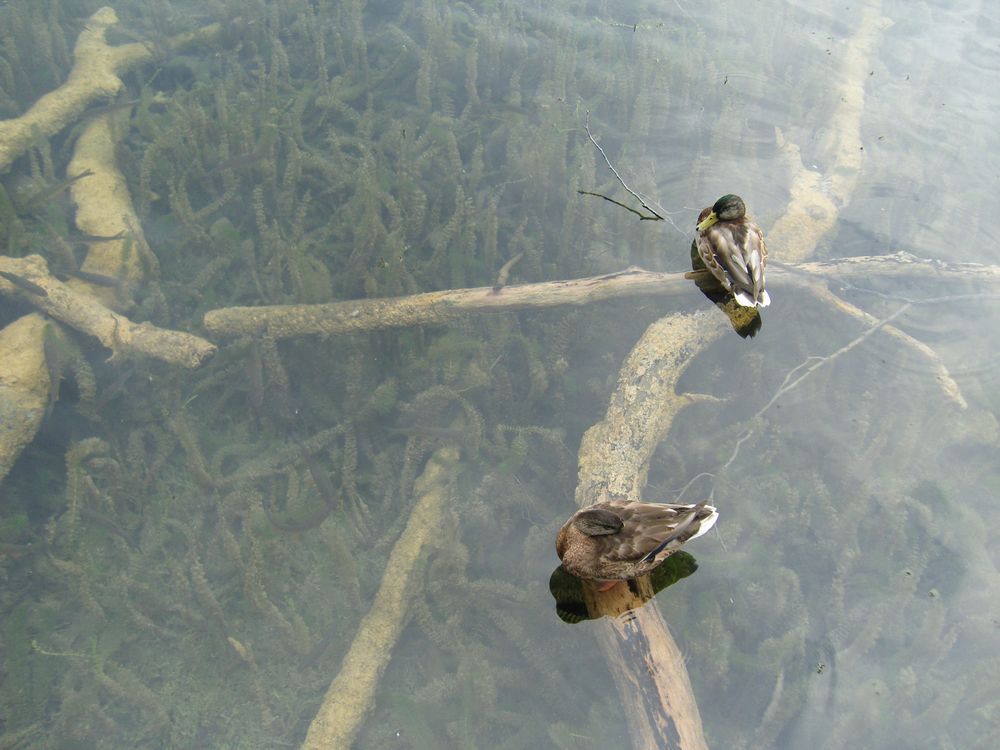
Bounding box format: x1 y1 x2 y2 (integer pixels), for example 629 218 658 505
0 0 998 748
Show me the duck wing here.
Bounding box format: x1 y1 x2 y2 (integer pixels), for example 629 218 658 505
740 223 769 307
595 501 716 564
698 222 769 307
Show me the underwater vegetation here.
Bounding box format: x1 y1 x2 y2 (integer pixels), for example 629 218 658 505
0 0 647 745
0 0 998 749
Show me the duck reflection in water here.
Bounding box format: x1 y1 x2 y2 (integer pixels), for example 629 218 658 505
549 550 701 624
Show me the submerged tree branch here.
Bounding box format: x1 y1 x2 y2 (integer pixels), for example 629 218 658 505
581 113 664 221
0 315 52 484
573 311 724 750
0 6 221 172
0 255 215 368
301 443 458 750
203 252 1000 339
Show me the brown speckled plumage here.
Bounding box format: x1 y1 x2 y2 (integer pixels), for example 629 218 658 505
695 194 770 308
555 499 718 582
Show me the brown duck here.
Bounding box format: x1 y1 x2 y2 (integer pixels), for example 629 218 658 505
694 194 770 308
556 499 718 590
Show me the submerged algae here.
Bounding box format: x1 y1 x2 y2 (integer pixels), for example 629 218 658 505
0 0 997 749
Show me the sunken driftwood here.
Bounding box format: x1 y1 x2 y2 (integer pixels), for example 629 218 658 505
64 110 160 310
203 252 1000 340
0 314 53 483
300 443 458 750
563 12 899 749
0 254 215 368
202 252 991 411
0 7 221 487
573 311 724 750
583 575 709 750
0 6 221 173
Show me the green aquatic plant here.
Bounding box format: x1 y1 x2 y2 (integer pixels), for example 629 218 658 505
1 1 996 748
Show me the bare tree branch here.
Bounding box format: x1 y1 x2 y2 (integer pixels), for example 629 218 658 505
580 112 665 221
202 252 1000 340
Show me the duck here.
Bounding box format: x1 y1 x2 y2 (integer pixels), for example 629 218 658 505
694 194 770 308
556 499 718 590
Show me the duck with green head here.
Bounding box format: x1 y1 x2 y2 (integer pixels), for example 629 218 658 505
694 194 770 308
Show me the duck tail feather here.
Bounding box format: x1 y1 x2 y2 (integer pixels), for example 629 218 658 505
639 505 717 563
688 508 719 540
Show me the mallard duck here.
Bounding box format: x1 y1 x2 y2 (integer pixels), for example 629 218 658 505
694 194 770 308
556 499 718 590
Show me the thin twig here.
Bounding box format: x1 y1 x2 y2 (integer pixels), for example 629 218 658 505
705 291 1000 502
709 302 909 502
581 112 664 221
577 190 659 221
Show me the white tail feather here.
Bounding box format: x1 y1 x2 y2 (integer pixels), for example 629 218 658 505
734 289 770 308
688 507 719 541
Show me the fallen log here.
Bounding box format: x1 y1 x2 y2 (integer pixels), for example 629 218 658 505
0 314 52 483
300 444 458 749
572 310 725 750
202 252 1000 340
0 6 221 172
0 254 215 368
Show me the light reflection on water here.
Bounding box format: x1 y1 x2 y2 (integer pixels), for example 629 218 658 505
1 0 998 747
492 0 1000 748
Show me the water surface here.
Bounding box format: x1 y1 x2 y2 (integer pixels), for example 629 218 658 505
0 0 998 748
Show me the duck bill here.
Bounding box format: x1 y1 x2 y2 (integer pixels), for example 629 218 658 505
696 211 718 232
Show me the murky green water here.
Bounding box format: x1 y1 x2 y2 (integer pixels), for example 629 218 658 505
1 0 998 748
